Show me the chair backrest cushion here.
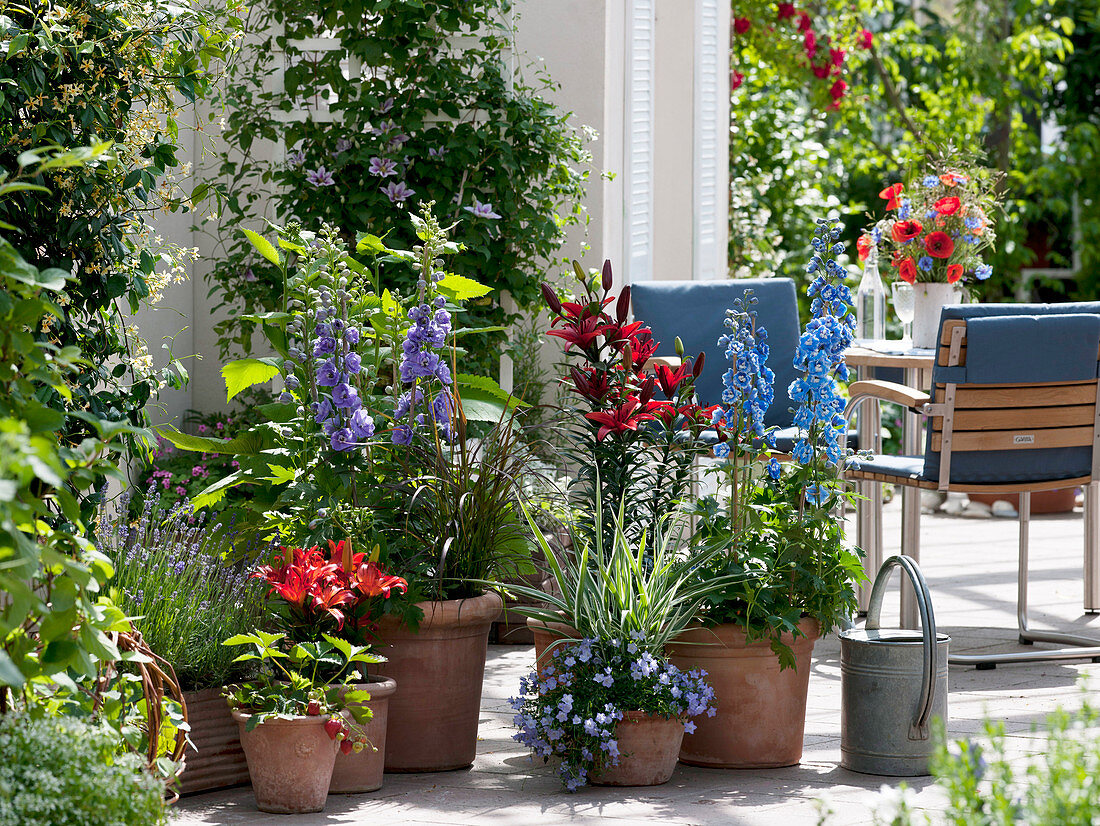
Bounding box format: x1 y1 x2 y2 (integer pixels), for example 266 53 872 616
923 307 1100 485
630 279 801 427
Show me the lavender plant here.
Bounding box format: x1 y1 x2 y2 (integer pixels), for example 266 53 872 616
96 487 265 690
510 637 715 791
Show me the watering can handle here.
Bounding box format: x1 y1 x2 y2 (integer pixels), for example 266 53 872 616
865 555 938 741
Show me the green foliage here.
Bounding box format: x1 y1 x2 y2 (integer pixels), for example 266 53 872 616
209 0 590 371
0 714 166 826
0 1 241 485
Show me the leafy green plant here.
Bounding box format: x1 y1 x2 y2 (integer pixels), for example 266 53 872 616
223 631 379 752
0 714 166 826
209 0 590 370
95 487 266 690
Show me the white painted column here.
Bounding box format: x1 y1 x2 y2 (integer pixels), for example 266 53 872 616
623 0 656 284
692 0 730 281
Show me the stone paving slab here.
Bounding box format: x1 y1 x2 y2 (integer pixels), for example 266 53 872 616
174 501 1100 825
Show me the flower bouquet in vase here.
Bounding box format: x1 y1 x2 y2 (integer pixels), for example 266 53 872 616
863 159 1000 348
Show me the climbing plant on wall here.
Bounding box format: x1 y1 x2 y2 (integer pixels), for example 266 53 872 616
209 0 591 371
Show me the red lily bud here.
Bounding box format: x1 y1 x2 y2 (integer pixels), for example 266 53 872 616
601 259 614 293
622 343 633 372
540 282 562 315
639 375 656 404
616 285 631 325
693 351 706 379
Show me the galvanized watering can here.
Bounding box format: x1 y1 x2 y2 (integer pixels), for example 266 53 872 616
840 555 949 776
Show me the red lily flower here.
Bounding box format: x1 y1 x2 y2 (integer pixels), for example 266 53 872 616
627 330 659 369
585 397 654 441
654 362 692 398
551 297 613 327
352 561 409 599
546 315 611 350
569 366 612 402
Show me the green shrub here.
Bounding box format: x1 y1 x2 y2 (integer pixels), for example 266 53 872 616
0 714 166 826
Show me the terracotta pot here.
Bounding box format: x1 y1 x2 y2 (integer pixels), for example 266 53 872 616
526 616 580 667
911 282 964 349
232 710 339 814
372 592 502 772
178 687 250 795
329 676 398 794
589 711 685 787
968 488 1077 514
667 618 820 768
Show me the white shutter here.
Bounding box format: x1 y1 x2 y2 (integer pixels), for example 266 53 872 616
693 0 729 280
624 0 655 283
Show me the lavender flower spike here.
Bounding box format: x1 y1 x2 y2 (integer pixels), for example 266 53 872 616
368 156 398 177
464 198 502 220
382 180 415 204
306 166 336 187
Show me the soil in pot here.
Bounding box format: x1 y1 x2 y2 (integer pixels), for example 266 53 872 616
232 710 339 814
589 712 685 787
329 676 398 794
667 618 820 769
371 592 502 772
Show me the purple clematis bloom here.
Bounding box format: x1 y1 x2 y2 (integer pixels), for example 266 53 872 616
333 138 352 156
463 198 502 220
428 146 447 159
286 149 306 168
306 166 335 187
368 156 398 177
378 97 395 114
381 181 415 204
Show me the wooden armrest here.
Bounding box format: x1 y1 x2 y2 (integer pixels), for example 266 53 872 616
847 380 930 410
641 355 682 372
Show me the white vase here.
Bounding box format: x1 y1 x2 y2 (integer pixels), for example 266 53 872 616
911 282 964 349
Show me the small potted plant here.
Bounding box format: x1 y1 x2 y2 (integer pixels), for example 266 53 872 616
253 537 407 794
506 502 737 790
222 631 379 813
672 218 865 769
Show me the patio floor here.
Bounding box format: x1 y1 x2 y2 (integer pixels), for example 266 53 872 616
173 497 1100 825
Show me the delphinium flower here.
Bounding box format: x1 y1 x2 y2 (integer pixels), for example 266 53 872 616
509 637 715 791
788 218 855 507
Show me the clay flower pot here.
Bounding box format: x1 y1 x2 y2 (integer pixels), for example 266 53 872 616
589 711 685 787
667 618 820 768
232 710 339 813
178 687 250 795
372 592 502 772
329 676 398 794
525 615 580 667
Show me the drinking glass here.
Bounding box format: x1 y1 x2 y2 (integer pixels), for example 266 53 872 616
891 282 915 348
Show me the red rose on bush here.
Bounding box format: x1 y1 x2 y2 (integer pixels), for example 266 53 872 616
858 29 873 49
797 11 812 31
898 258 917 284
777 2 796 19
934 196 961 216
946 264 963 283
891 219 923 242
829 79 847 102
924 231 955 258
879 183 904 210
734 17 751 34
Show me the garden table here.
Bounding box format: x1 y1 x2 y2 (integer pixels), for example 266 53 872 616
845 340 1100 629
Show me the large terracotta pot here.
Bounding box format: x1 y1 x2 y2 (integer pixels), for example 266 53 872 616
667 618 820 768
911 282 964 349
178 687 250 795
526 616 580 667
968 488 1077 514
372 592 502 772
329 676 398 794
589 712 685 787
232 710 339 813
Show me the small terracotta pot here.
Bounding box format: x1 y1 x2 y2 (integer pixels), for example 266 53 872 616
526 616 580 667
667 618 820 769
232 710 339 813
329 676 398 794
589 711 685 787
371 593 502 772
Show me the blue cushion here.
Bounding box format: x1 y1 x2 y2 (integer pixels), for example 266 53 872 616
847 454 925 481
631 279 801 428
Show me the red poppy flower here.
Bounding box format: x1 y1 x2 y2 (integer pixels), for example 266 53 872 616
584 397 654 441
777 2 796 20
858 29 873 49
934 196 961 216
879 183 905 210
924 231 955 259
856 235 872 262
898 258 917 284
946 264 963 283
891 219 923 242
734 16 751 33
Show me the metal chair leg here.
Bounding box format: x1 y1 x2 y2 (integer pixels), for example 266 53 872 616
1085 482 1100 614
949 490 1100 668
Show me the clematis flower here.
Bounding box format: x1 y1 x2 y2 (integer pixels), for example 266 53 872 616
946 264 963 283
924 231 955 258
898 258 917 284
381 180 415 204
463 198 502 219
306 167 336 187
934 196 961 216
368 156 398 177
891 219 923 242
584 397 654 441
879 183 905 210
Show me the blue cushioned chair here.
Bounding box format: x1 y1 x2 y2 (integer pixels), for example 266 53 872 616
845 303 1100 667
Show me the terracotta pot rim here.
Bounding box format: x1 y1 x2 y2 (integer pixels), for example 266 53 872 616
230 709 341 727
374 593 503 633
668 617 821 650
345 676 398 700
618 710 686 723
524 615 578 635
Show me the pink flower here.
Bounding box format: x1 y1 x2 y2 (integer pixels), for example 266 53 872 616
175 486 187 496
858 29 873 49
733 17 751 34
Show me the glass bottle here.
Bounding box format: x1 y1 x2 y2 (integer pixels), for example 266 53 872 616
855 245 886 341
